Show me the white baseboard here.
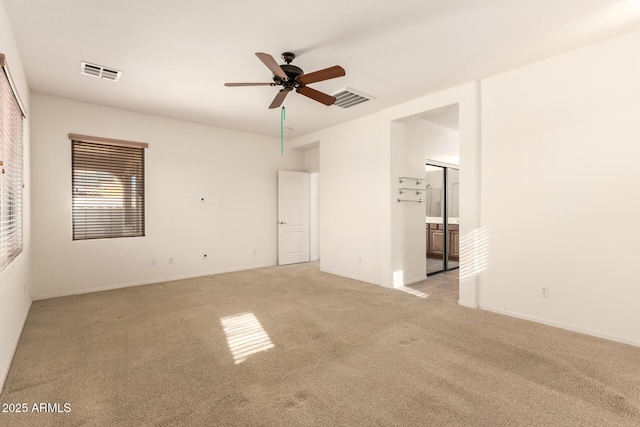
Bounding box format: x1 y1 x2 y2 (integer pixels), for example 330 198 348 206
318 267 380 287
458 300 479 309
479 305 640 348
0 298 32 394
33 263 275 300
401 276 428 287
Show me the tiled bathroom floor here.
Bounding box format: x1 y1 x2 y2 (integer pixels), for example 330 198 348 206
408 269 459 302
426 257 459 275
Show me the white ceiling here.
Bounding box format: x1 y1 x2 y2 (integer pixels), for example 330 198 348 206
4 0 640 139
420 104 460 132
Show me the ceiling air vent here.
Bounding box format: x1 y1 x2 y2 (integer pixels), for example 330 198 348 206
331 87 374 108
80 61 122 82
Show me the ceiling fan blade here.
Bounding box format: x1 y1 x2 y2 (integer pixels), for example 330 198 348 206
297 86 336 106
224 82 275 87
269 89 289 109
256 52 288 80
297 65 345 85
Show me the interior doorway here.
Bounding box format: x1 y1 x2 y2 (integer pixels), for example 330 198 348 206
386 83 478 307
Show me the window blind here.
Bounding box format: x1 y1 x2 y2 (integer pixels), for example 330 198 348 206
0 54 25 272
71 138 146 240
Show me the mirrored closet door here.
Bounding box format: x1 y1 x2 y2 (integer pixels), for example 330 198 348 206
425 164 459 276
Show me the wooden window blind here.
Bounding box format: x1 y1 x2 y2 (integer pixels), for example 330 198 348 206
70 135 147 240
0 53 25 272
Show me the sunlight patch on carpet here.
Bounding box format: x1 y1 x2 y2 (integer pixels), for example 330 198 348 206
397 286 429 299
220 312 274 364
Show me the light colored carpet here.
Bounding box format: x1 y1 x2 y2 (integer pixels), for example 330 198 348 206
1 263 639 426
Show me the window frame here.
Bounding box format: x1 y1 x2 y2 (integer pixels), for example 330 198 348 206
0 53 26 273
69 134 148 241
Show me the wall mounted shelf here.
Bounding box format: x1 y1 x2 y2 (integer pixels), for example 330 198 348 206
397 198 424 203
398 177 424 185
399 188 425 195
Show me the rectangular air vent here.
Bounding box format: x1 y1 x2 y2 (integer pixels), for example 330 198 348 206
80 61 121 82
331 87 374 108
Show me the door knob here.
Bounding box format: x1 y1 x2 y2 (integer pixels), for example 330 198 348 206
278 221 286 225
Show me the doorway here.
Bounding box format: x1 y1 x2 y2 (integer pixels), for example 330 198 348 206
425 164 459 276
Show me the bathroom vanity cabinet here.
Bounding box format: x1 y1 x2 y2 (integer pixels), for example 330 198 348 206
426 223 459 260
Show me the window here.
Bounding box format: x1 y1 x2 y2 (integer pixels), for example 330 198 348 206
70 134 147 240
0 53 26 272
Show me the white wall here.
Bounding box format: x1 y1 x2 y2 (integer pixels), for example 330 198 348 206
404 118 460 165
304 146 319 173
30 94 304 299
390 121 428 285
0 0 32 392
480 30 640 346
290 115 383 285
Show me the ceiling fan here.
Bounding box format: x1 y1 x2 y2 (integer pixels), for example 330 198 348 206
224 52 345 109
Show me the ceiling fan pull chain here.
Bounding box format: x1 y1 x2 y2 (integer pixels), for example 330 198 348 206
280 106 286 156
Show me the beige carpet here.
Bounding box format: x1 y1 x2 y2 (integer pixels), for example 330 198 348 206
1 263 639 426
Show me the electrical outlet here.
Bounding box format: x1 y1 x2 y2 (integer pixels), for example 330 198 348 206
540 285 550 297
252 249 257 255
151 258 157 267
168 257 174 264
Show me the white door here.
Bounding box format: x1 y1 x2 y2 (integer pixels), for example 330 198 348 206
278 171 310 265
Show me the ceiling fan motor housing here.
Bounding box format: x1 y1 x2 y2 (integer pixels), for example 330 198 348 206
276 64 304 88
273 61 304 90
272 52 303 88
